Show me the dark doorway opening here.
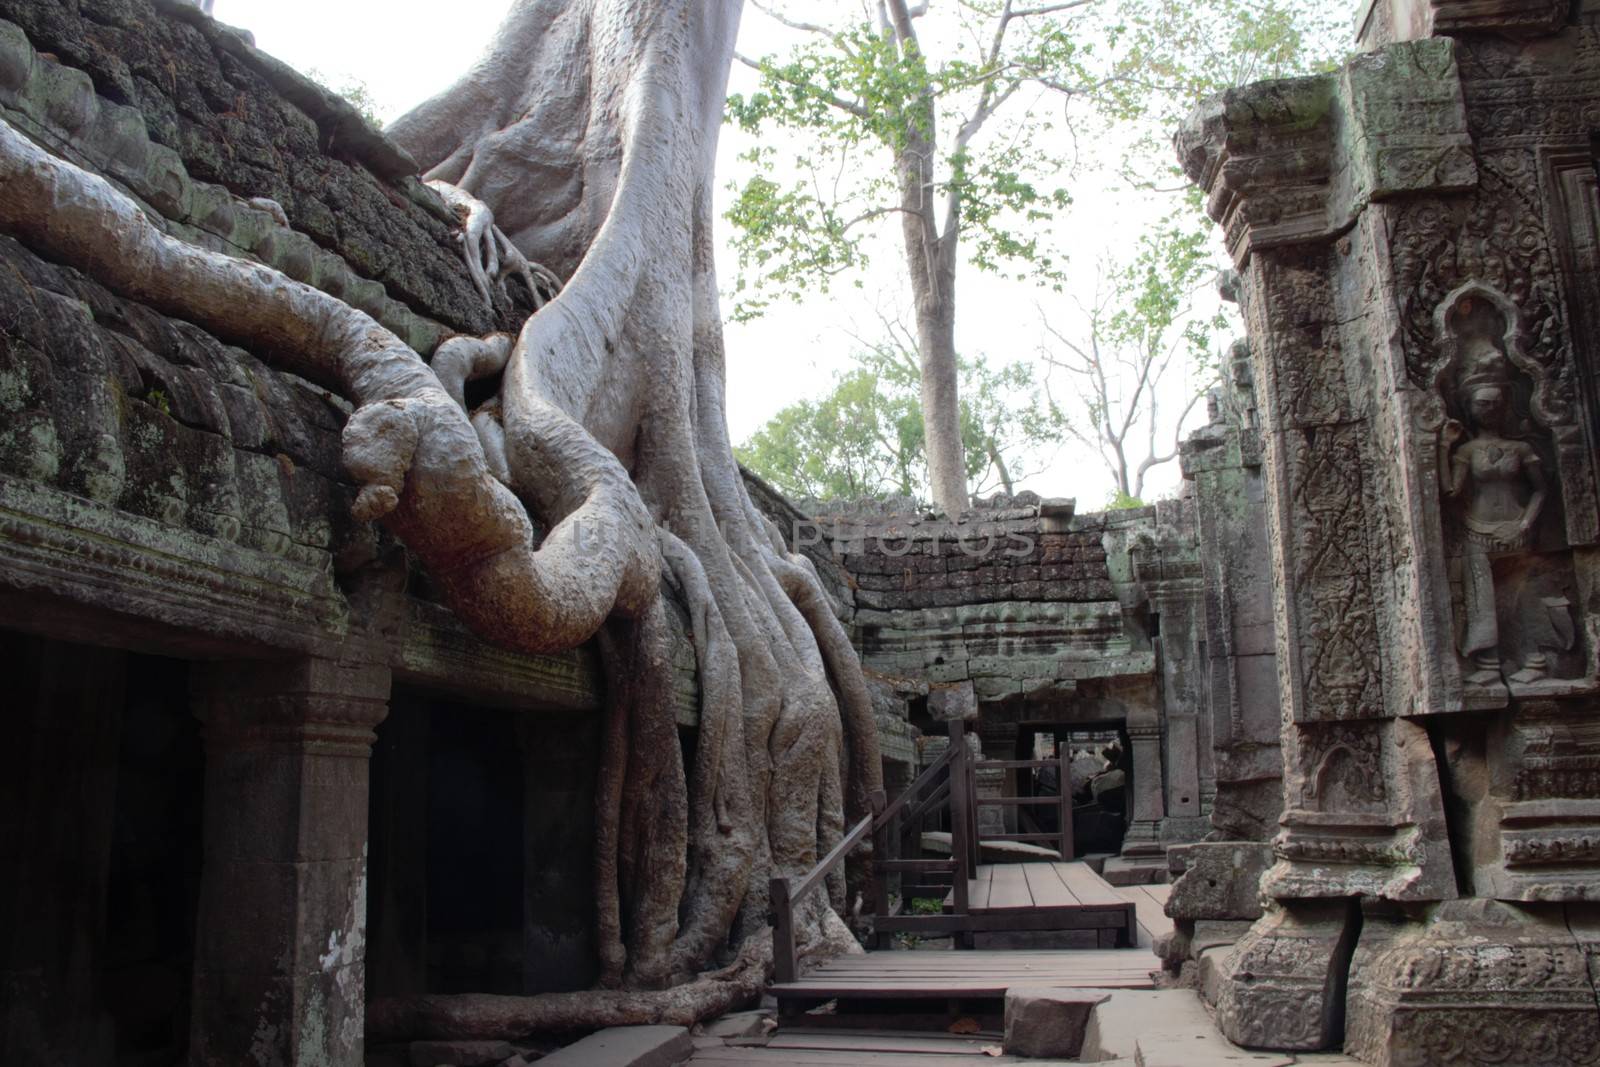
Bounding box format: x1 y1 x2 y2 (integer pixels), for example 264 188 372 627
1014 720 1131 857
2 632 204 1067
368 690 603 998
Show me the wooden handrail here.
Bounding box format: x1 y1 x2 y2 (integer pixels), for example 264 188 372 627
872 741 957 831
903 779 951 825
974 758 1058 769
788 809 875 906
771 787 887 983
774 721 988 978
978 796 1060 806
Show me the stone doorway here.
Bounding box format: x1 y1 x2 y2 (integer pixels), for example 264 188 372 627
2 632 205 1067
367 691 604 1000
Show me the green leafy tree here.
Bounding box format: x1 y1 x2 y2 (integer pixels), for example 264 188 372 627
737 327 1062 504
725 0 1343 515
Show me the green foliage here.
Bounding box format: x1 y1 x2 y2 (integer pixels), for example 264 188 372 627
736 339 1061 504
723 1 1346 321
144 388 170 417
306 68 386 128
910 897 944 915
1105 491 1146 510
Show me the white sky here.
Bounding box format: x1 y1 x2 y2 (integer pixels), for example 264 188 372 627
210 0 1226 507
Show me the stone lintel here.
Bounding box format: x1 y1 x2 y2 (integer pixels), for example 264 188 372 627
1176 38 1476 269
1431 0 1571 38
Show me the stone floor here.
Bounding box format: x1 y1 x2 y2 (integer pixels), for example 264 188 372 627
685 943 1367 1066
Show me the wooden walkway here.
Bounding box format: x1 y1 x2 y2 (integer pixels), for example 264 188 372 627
940 861 1135 947
769 947 1158 1018
689 1027 1021 1064
1117 882 1173 948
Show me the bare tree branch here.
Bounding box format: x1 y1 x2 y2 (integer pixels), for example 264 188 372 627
750 0 839 39
733 52 871 119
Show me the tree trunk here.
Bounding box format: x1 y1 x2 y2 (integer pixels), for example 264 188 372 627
891 148 967 514
914 286 968 515
0 0 883 1039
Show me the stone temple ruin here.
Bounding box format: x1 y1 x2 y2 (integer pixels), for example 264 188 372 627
1 0 1599 1064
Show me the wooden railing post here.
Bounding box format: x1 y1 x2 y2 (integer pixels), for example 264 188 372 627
770 876 797 984
1058 749 1075 861
959 720 980 875
946 720 971 936
870 788 889 949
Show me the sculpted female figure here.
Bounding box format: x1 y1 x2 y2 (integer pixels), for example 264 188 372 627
1441 338 1549 684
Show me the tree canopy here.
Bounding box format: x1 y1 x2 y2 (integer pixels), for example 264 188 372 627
723 0 1344 511
737 329 1062 504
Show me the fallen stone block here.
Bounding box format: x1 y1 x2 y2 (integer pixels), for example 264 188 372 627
537 1025 693 1067
700 1010 774 1040
1002 986 1111 1058
1165 842 1272 921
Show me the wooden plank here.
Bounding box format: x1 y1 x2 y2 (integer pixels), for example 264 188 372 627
947 722 971 922
762 1013 1002 1034
879 859 959 872
1021 862 1077 909
770 876 797 984
800 953 1139 966
790 809 875 904
785 951 1154 974
780 965 1155 982
1057 751 1073 860
690 1048 1021 1065
945 866 991 912
1118 885 1174 946
770 975 1155 998
766 1031 999 1054
876 907 1142 935
984 833 1067 843
875 743 957 829
800 957 1136 972
973 758 1054 769
780 958 1153 976
981 864 1033 912
1050 862 1126 908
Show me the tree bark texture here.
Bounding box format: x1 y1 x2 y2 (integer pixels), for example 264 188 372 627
0 0 881 1037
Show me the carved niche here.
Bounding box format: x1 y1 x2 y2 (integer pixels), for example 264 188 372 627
1427 283 1585 697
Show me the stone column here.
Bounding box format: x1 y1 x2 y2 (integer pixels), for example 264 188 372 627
1 636 125 1067
1122 714 1165 857
1181 351 1285 844
978 722 1018 835
189 658 390 1067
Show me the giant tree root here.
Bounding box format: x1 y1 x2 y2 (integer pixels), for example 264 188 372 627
366 941 770 1041
2 0 888 1027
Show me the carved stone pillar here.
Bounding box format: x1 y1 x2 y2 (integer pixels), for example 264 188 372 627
189 658 390 1067
1181 343 1284 845
1181 11 1600 1059
1213 899 1362 1051
1346 900 1600 1066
